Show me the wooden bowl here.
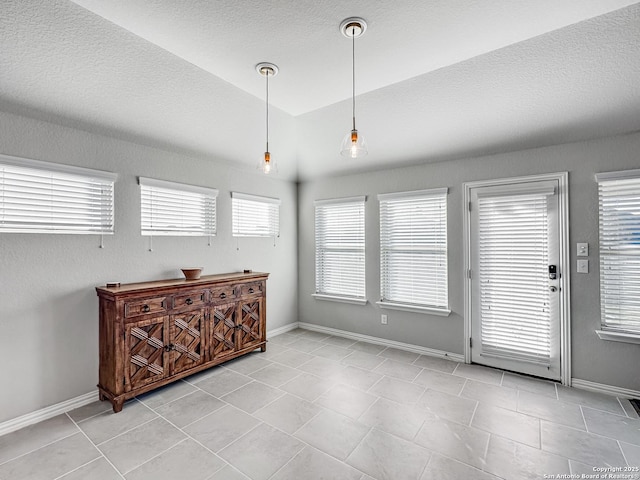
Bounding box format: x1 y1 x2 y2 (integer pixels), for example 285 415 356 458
181 268 202 280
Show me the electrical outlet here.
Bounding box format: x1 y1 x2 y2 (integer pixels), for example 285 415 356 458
381 314 388 325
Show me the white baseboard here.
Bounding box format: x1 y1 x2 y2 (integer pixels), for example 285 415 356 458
571 378 640 399
297 322 465 363
267 322 300 337
0 390 98 437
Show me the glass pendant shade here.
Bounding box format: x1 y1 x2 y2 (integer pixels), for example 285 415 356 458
340 128 367 158
257 151 277 175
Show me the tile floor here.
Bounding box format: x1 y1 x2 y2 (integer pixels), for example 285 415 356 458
1 328 639 480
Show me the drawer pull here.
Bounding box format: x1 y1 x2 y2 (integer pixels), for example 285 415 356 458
220 292 226 299
185 298 193 305
142 304 150 313
248 288 254 294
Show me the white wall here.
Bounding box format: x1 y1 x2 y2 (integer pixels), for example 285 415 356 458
0 111 298 423
298 131 640 392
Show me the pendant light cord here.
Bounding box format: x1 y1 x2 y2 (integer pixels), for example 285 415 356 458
352 27 356 131
266 69 270 152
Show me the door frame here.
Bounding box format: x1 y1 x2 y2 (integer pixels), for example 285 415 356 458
463 172 572 386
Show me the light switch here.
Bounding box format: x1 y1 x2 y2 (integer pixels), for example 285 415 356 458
577 259 589 273
577 242 588 257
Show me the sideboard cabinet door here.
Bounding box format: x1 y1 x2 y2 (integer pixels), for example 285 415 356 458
170 308 206 375
124 316 170 392
211 303 238 361
237 297 264 351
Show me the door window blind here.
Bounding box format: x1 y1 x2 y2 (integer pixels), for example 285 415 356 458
478 191 553 364
314 197 366 299
139 177 218 236
231 192 280 237
0 154 116 234
379 188 448 310
596 170 640 333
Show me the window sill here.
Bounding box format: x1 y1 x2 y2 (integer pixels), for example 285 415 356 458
595 329 640 345
312 294 368 305
376 301 451 317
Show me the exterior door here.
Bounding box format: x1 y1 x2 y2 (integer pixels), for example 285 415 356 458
470 179 562 380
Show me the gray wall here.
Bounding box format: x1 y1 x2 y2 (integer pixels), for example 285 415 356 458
0 111 298 423
298 131 640 392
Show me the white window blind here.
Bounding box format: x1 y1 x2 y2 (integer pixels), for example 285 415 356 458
0 154 116 234
379 188 448 310
314 197 366 300
596 170 640 334
478 190 553 364
231 192 280 237
139 177 218 236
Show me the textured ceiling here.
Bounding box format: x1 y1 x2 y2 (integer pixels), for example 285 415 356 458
1 1 640 180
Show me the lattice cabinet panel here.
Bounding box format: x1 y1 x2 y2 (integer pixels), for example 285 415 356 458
97 272 268 413
211 303 237 360
124 316 169 391
238 298 263 350
171 309 206 375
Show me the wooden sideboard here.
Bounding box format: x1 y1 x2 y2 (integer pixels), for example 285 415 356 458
96 272 268 412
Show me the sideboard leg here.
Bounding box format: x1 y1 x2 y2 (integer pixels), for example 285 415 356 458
112 399 124 413
261 344 267 352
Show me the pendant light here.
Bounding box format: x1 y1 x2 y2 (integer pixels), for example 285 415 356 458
340 17 368 158
256 62 279 174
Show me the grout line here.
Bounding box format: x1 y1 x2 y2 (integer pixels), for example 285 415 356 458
344 425 374 465
53 457 104 480
74 406 113 425
134 396 237 475
266 410 372 480
538 406 542 449
482 433 492 461
64 412 126 480
180 400 226 430
139 388 199 411
265 446 307 480
95 415 160 447
417 448 433 480
618 440 631 467
0 428 80 467
468 399 480 427
458 378 469 397
122 437 188 475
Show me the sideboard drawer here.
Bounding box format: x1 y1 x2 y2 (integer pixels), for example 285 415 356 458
124 297 168 318
210 286 236 303
239 281 264 298
174 290 206 310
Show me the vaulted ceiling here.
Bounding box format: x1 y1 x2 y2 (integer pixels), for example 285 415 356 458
2 1 640 180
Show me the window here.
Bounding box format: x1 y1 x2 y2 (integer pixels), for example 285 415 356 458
0 154 116 234
313 196 366 304
596 169 640 337
139 177 218 236
231 192 280 237
378 188 449 315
